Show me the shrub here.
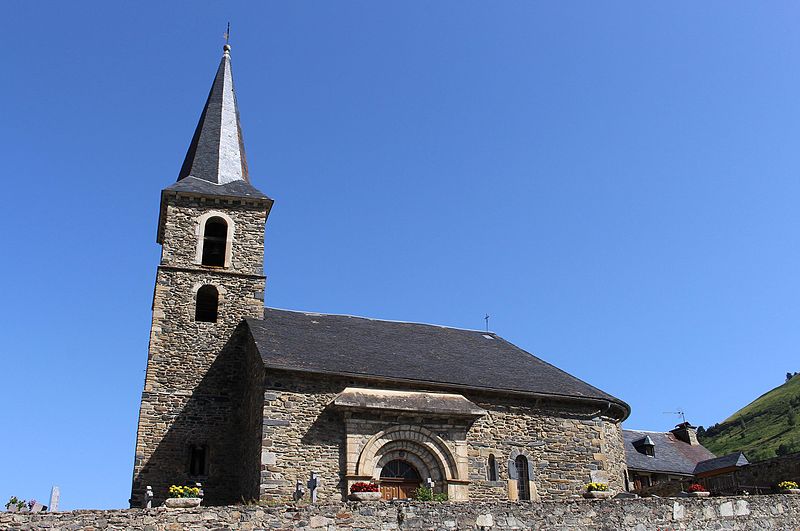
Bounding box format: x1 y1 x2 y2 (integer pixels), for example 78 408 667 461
349 482 379 493
414 487 433 501
778 481 799 490
586 482 608 492
413 487 447 501
687 484 707 493
168 485 201 498
5 497 26 511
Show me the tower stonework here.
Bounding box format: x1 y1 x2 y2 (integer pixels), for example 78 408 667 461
130 45 272 507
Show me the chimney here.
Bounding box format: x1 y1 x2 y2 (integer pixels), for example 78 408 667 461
670 422 699 445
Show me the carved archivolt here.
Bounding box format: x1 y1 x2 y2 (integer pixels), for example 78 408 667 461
356 425 460 481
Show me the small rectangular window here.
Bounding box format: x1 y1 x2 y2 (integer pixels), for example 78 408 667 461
189 445 208 477
487 454 498 481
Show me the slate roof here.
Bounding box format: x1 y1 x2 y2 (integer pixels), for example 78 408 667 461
245 308 630 419
171 45 268 200
623 429 716 475
163 176 269 200
693 452 749 475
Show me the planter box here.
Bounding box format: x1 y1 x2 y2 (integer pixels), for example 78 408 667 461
348 491 381 502
583 491 613 499
781 489 800 494
688 491 710 497
164 498 202 508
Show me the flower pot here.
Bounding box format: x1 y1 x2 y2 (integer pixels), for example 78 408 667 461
688 491 710 497
781 489 800 495
164 497 202 508
348 491 381 501
583 490 613 499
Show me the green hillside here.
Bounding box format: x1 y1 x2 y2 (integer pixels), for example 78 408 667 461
699 374 800 462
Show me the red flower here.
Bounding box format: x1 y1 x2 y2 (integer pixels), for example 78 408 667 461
350 482 379 493
688 484 707 493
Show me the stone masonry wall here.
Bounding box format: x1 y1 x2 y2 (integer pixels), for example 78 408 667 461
4 496 800 530
257 370 625 504
240 339 266 500
159 195 268 276
732 451 800 490
131 194 269 508
466 395 626 501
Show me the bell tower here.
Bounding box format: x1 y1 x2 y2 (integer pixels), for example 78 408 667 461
130 44 273 507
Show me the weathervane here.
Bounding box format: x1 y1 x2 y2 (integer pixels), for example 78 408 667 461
224 22 231 45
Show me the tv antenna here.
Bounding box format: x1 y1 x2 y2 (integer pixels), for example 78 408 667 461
663 409 687 424
484 313 490 332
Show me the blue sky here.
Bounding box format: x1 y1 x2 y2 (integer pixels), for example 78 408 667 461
2 2 799 509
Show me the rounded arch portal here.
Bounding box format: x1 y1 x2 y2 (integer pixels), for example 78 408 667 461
356 425 460 483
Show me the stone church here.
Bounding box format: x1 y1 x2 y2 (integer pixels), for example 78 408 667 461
130 45 630 508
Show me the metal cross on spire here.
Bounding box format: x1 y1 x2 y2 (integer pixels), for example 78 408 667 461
224 22 231 45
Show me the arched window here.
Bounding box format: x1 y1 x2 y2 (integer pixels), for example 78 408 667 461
380 460 421 481
201 217 228 267
487 454 498 481
515 455 530 500
195 285 219 322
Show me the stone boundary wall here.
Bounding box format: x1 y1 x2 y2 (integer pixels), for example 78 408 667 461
733 451 800 489
2 495 800 530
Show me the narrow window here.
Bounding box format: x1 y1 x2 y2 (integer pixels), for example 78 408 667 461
201 217 228 267
195 285 219 322
188 445 208 476
515 455 530 500
487 454 498 481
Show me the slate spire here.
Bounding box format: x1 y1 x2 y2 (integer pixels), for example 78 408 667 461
178 44 249 185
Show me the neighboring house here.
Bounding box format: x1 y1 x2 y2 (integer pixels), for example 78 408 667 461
624 423 750 493
129 44 632 508
694 452 750 493
623 423 715 490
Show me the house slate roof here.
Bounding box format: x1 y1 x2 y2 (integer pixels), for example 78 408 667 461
693 452 749 475
623 429 716 475
245 308 630 419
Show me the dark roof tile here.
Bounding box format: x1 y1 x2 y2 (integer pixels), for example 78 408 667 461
623 429 716 475
245 308 629 418
694 452 749 475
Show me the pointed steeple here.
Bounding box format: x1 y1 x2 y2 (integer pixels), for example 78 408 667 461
178 44 250 186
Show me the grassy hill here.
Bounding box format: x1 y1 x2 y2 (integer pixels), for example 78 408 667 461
699 374 800 462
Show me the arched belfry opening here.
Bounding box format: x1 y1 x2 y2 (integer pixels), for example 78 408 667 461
195 285 219 322
202 217 228 267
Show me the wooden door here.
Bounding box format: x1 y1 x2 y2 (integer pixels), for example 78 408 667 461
379 459 421 500
380 482 419 500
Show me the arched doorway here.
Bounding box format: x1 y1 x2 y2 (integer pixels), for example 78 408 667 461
379 459 421 500
515 455 530 500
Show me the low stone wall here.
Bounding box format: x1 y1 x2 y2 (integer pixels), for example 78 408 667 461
2 496 799 530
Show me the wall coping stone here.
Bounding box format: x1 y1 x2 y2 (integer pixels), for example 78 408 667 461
2 495 799 530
